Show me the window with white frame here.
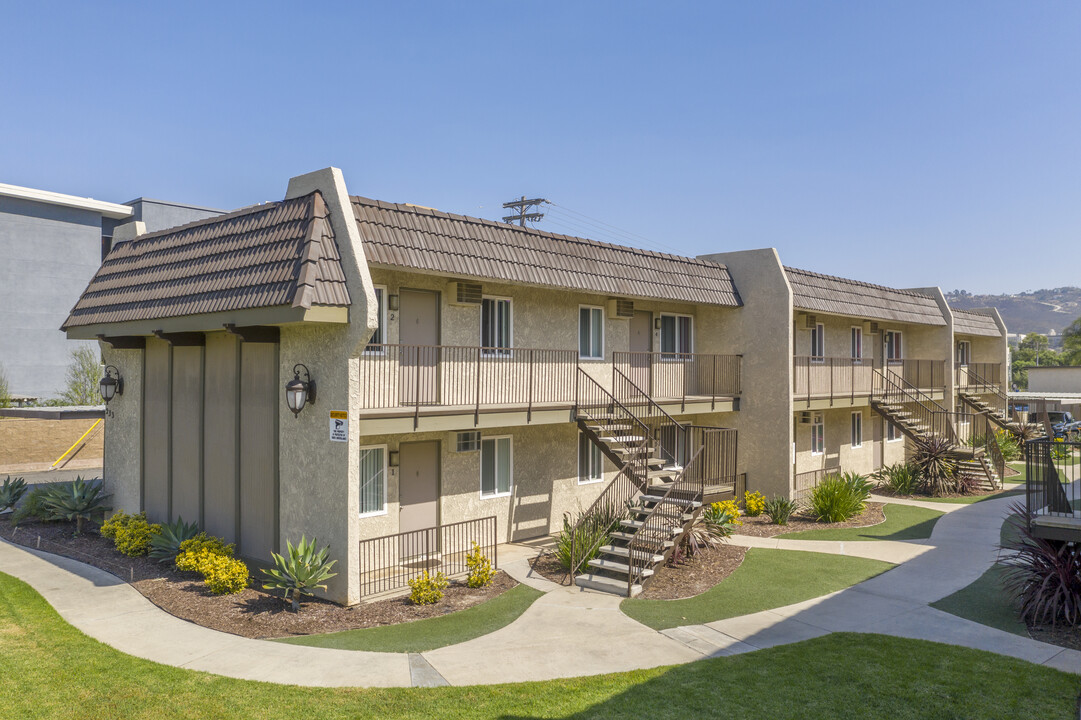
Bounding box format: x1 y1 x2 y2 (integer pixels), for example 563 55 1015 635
481 297 512 356
851 412 863 448
578 432 603 484
811 414 824 455
811 323 825 361
851 326 863 361
887 421 901 442
884 330 903 361
480 436 512 497
956 340 971 366
358 446 387 516
579 306 604 360
364 287 387 353
660 314 693 358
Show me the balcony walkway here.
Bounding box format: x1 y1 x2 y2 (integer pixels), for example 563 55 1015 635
2 489 1080 687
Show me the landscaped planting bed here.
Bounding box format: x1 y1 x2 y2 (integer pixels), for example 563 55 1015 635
637 544 747 600
0 517 518 639
735 501 885 538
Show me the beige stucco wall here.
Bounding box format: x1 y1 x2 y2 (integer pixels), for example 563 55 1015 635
699 249 793 498
1028 367 1081 393
277 168 379 605
792 407 905 478
98 345 143 514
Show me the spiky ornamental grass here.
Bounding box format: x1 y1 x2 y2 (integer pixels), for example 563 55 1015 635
261 536 338 612
1001 503 1081 628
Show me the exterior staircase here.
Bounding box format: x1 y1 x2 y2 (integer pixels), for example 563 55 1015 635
570 368 729 597
870 368 1000 490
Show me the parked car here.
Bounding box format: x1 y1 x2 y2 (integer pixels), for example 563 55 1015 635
1047 411 1081 440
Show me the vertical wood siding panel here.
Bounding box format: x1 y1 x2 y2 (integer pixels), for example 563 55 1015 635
142 338 171 522
239 342 279 561
203 333 239 542
170 345 203 524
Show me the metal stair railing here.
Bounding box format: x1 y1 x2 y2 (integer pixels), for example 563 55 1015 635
872 369 956 444
611 368 689 467
627 444 707 595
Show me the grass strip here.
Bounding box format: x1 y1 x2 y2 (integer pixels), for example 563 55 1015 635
0 571 1076 719
776 504 943 541
274 583 543 652
620 548 892 630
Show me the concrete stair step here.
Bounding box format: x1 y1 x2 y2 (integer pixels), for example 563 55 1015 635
587 557 655 577
619 519 682 532
574 573 642 597
599 435 647 444
599 545 666 563
609 530 674 547
640 494 701 507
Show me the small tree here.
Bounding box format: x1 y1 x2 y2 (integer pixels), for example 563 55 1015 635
1062 317 1081 366
0 364 11 408
61 346 102 406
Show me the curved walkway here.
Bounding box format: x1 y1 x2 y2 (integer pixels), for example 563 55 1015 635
2 491 1079 687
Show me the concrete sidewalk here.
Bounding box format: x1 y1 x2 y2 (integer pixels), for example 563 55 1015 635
2 490 1079 687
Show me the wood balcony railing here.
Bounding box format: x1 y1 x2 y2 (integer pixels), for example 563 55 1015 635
794 357 946 406
955 362 1003 393
611 352 741 411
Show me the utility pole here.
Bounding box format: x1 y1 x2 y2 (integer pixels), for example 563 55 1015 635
502 196 546 226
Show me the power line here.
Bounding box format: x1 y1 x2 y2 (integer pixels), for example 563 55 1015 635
543 202 686 256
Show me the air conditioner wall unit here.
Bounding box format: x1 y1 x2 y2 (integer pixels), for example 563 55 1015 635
804 314 817 329
607 298 634 319
449 281 483 305
798 411 812 424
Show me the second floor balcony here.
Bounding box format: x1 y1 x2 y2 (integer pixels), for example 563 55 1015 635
794 356 947 407
357 344 741 432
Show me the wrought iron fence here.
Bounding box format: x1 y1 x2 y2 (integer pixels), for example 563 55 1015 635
793 466 841 502
357 515 498 599
1024 439 1081 534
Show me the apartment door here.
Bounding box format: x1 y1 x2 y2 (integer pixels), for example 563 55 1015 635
399 289 440 406
629 310 652 392
399 441 440 558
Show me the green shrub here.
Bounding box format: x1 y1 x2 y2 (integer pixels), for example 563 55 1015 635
10 487 52 526
101 511 159 556
39 477 111 534
554 499 626 571
0 476 27 513
913 437 959 496
743 491 766 517
260 536 338 612
809 472 869 523
1051 439 1072 462
762 496 799 525
995 429 1022 462
149 517 201 563
872 463 921 496
408 571 449 605
195 550 249 595
177 532 235 562
701 501 741 538
465 541 494 588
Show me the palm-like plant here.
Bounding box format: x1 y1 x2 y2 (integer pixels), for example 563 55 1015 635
41 477 111 534
1001 502 1081 627
149 517 201 562
0 476 27 513
260 536 337 612
912 436 959 496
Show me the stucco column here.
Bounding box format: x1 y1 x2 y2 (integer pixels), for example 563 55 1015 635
698 249 794 499
98 343 144 515
907 287 955 407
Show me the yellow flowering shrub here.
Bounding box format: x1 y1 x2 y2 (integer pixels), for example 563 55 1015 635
711 500 742 525
743 491 766 517
101 511 160 556
465 541 495 588
408 571 449 605
175 533 235 572
201 553 250 595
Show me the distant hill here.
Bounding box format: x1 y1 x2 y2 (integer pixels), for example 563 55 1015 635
946 287 1081 339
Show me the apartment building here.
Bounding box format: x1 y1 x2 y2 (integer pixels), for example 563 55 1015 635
64 167 1008 602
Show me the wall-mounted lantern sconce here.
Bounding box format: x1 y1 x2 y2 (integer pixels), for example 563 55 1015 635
388 451 400 467
99 365 123 404
388 294 400 311
285 364 317 418
654 318 661 330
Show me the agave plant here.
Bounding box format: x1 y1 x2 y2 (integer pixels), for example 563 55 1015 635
0 476 27 513
149 517 201 562
912 436 959 496
1001 502 1081 627
260 536 337 612
41 477 111 534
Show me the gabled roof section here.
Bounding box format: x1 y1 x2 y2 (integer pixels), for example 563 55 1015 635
62 192 350 329
784 266 946 326
351 197 741 307
952 307 1002 337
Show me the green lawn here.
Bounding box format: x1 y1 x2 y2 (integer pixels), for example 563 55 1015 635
911 488 1024 505
275 583 543 652
620 549 893 630
776 504 943 541
0 571 1076 719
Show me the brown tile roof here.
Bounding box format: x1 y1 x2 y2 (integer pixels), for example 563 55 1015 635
952 307 1002 337
352 197 741 307
62 192 349 329
784 267 946 326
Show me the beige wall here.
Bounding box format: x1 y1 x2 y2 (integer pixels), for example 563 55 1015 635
793 408 905 477
98 345 143 515
699 249 793 498
1029 367 1081 393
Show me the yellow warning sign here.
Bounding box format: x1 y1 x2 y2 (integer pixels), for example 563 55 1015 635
330 411 348 419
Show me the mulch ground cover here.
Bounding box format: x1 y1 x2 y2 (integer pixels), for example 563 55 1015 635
0 517 515 639
735 502 885 538
874 487 1013 501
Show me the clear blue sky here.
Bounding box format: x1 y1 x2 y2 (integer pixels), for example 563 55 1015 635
2 2 1078 294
